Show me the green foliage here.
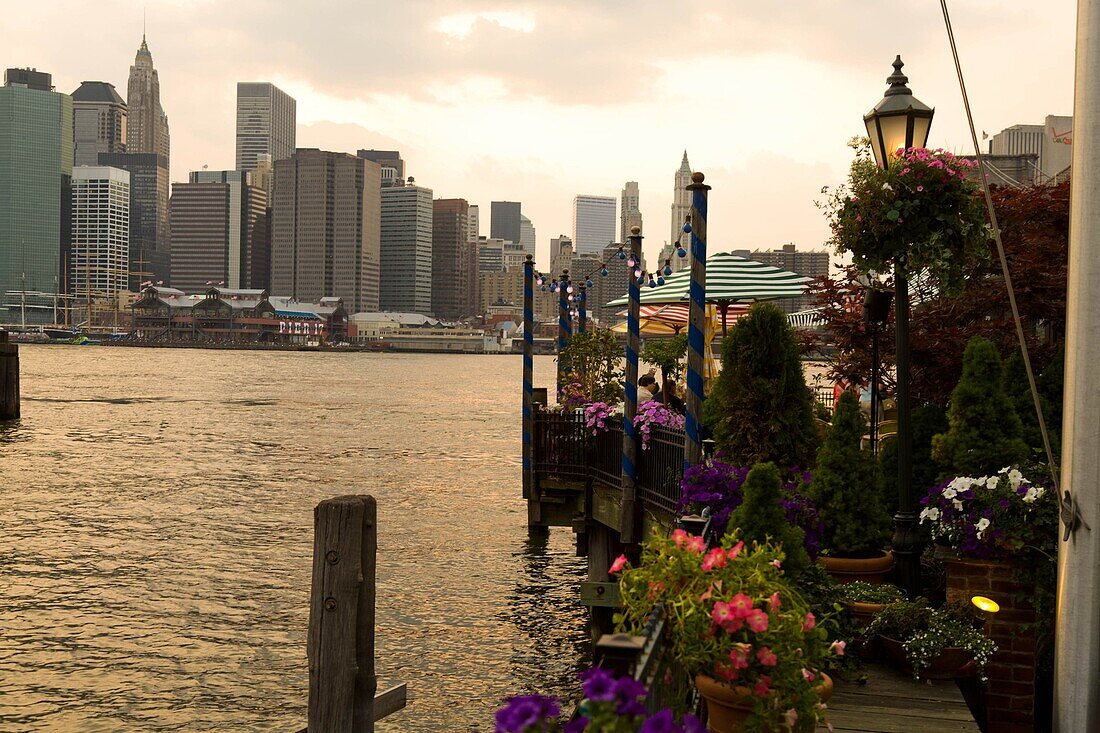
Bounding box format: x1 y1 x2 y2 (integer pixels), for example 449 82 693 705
879 402 947 516
866 599 997 680
932 336 1029 477
1002 347 1063 462
812 391 889 556
840 581 903 604
557 329 624 406
641 333 687 383
705 302 819 467
729 462 810 578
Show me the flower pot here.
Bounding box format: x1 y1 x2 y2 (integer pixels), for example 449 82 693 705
878 635 977 679
845 600 888 631
695 672 833 733
818 550 894 584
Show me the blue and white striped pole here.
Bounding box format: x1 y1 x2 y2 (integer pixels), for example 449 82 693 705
556 270 571 399
522 255 534 503
620 226 643 543
578 284 587 334
684 172 710 469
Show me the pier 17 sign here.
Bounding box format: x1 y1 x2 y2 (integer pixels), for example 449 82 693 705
279 320 326 336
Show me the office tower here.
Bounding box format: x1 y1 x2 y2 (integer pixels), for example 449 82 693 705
490 201 522 245
71 166 129 300
502 242 527 270
72 81 127 167
468 204 480 243
379 182 434 313
670 151 693 271
749 243 829 313
169 170 269 292
572 194 617 256
126 34 169 163
357 149 405 188
519 214 536 256
98 152 170 288
477 237 506 273
594 241 637 324
271 149 382 312
550 235 573 278
620 181 643 244
252 153 274 192
432 198 470 320
235 82 296 172
0 68 72 325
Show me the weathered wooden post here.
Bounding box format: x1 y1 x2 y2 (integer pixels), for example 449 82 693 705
308 495 378 732
578 283 588 334
620 226 643 544
684 173 710 469
556 269 571 399
523 255 544 530
0 331 19 421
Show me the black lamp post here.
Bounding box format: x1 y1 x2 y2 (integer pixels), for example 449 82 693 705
862 285 893 455
864 55 933 600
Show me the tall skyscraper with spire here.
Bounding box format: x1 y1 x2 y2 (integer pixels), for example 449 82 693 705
620 181 642 244
127 34 169 163
670 151 692 272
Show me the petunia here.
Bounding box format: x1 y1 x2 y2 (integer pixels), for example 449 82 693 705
746 609 769 633
753 675 773 697
727 541 744 560
702 547 727 571
672 529 688 548
785 709 799 727
830 640 847 656
801 668 816 683
687 535 706 554
609 554 628 574
711 601 734 627
729 593 754 618
730 642 752 669
802 612 816 631
756 646 778 666
580 668 617 702
768 592 782 612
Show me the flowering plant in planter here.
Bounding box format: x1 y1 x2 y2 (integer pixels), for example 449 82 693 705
678 459 823 559
585 402 615 435
635 400 685 449
919 466 1057 559
494 668 704 733
614 530 839 732
821 142 990 291
866 599 997 680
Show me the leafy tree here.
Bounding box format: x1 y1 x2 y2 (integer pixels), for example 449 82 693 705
558 329 624 406
705 302 819 467
729 462 810 578
932 336 1029 476
878 402 948 516
641 333 687 383
812 391 889 556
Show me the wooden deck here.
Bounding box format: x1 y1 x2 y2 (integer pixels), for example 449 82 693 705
819 663 979 732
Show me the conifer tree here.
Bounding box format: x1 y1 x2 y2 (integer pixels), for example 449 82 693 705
729 462 810 577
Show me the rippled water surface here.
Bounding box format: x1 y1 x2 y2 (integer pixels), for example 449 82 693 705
0 346 588 731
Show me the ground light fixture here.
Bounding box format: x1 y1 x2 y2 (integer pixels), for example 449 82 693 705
863 55 935 167
971 596 1000 614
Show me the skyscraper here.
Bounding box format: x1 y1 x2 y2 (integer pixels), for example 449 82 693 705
71 81 127 167
357 150 405 187
169 170 269 292
432 198 470 320
490 201 522 245
572 195 617 256
380 182 434 313
0 68 72 325
235 82 296 172
71 166 129 300
126 35 169 164
98 152 170 288
468 204 480 243
519 214 536 256
620 181 643 244
670 151 692 272
271 150 382 313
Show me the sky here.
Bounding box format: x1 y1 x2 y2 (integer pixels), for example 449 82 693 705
3 0 1078 271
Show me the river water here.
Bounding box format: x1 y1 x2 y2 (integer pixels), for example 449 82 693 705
0 346 588 732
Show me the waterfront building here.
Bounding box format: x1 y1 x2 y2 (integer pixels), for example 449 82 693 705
432 198 471 321
0 68 72 325
169 170 269 293
98 152 171 288
71 81 127 167
271 149 382 313
380 182 434 313
519 214 536 256
126 34 169 164
478 268 558 322
572 194 616 256
70 166 130 304
620 181 643 244
235 82 296 172
357 149 405 187
490 201 522 246
670 151 693 272
748 243 828 313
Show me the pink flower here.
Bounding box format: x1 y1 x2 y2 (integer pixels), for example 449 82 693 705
726 541 744 560
756 646 778 666
699 584 714 603
770 559 782 569
802 612 816 631
830 640 847 657
801 668 816 683
729 593 754 618
855 214 862 223
711 601 734 627
746 609 769 633
714 660 738 681
785 709 799 727
768 592 782 612
917 185 924 192
702 547 727 571
686 535 706 554
753 675 773 697
672 529 688 548
609 554 628 574
729 642 752 670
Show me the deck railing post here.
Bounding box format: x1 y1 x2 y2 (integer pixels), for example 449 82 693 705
308 495 378 732
684 173 710 470
0 331 19 421
522 255 534 503
620 226 643 543
557 270 571 399
578 284 587 334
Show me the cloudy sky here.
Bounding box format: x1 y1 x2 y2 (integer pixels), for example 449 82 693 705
5 0 1077 270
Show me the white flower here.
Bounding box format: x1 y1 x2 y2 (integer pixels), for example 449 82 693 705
976 517 991 538
942 487 957 500
882 182 893 191
953 499 964 511
1023 485 1043 503
986 476 999 489
1008 469 1024 489
920 507 940 523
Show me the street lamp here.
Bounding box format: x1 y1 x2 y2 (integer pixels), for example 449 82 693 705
865 55 933 599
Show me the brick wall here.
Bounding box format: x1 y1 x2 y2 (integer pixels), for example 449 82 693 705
945 557 1038 733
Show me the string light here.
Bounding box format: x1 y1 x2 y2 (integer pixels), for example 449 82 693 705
627 256 636 268
600 267 608 277
677 246 688 258
663 260 673 276
585 278 594 288
657 276 665 286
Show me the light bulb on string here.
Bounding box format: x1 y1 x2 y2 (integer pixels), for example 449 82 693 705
567 294 574 302
663 260 672 276
585 278 593 288
600 267 608 277
657 276 665 286
676 246 688 258
566 285 574 294
627 257 636 268
617 249 626 260
634 267 642 278
683 222 692 234
647 275 657 288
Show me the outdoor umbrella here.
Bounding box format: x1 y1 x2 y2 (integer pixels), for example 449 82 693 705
605 252 811 335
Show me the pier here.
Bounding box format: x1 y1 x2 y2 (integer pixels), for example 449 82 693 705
0 331 18 420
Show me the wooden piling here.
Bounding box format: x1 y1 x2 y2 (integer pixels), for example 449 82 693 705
308 495 378 732
0 332 18 421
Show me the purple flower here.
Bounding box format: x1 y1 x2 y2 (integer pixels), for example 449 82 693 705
495 694 560 733
681 714 706 733
579 668 617 702
563 718 589 733
640 709 678 733
613 676 648 704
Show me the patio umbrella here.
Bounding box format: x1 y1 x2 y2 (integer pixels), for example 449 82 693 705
605 252 811 334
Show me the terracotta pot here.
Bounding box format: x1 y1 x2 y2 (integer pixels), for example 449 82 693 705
695 672 833 733
845 600 888 629
818 550 894 584
878 635 977 679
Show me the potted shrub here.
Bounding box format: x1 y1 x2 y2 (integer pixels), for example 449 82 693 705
614 524 843 732
812 391 893 583
866 599 996 680
839 581 903 629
